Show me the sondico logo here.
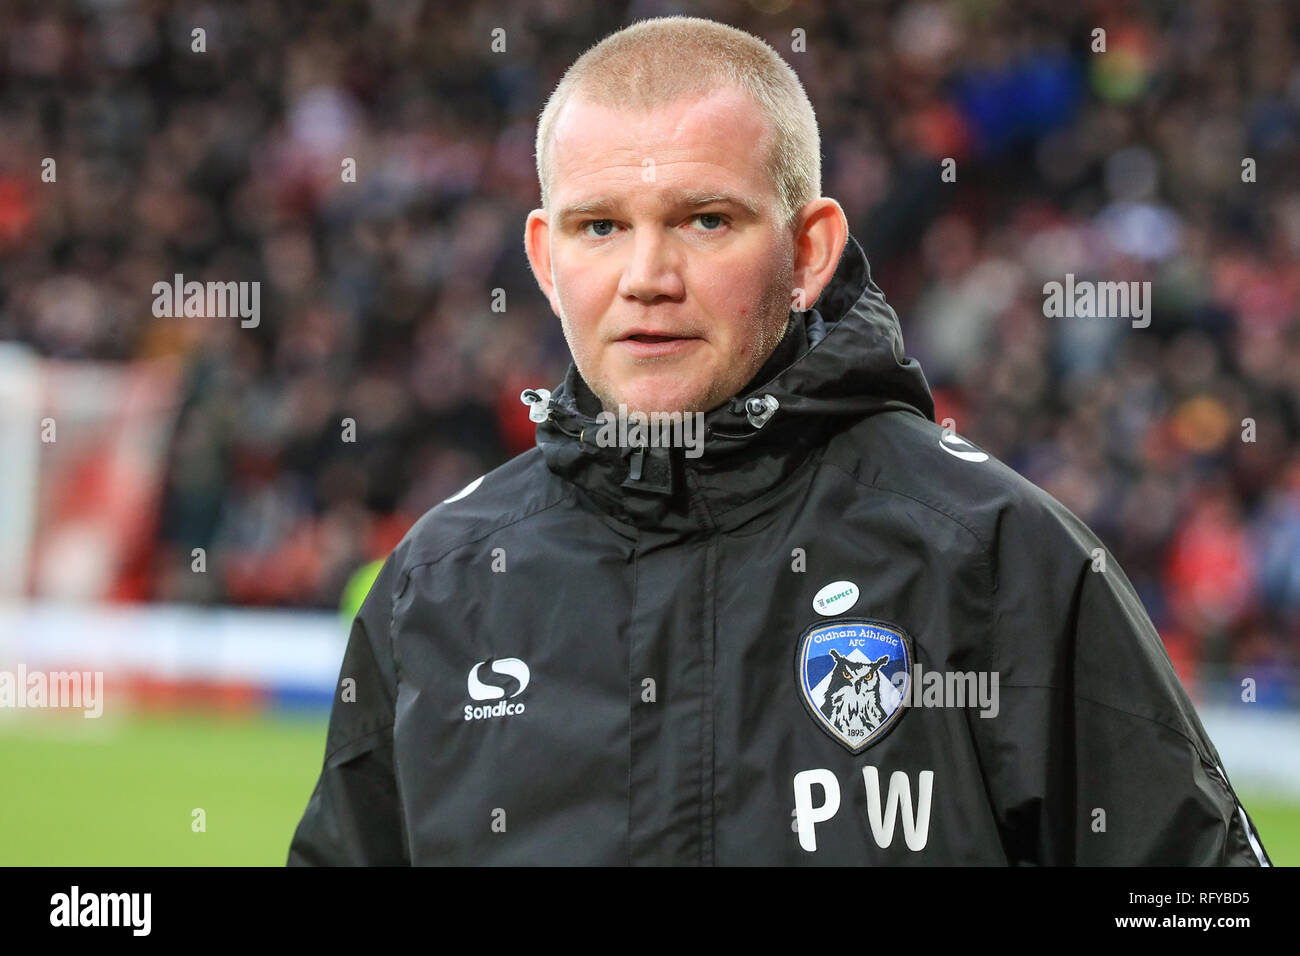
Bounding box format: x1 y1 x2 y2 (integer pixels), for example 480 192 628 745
465 657 530 721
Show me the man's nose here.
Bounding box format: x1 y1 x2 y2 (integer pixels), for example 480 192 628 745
618 229 685 302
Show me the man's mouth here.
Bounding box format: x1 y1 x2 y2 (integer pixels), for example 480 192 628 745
616 333 701 357
626 334 684 343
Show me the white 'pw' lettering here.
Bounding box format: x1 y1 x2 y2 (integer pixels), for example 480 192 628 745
792 767 934 853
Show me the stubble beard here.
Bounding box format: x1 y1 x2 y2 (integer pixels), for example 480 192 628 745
561 255 795 418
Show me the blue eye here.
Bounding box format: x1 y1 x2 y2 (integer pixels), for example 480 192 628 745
580 214 728 239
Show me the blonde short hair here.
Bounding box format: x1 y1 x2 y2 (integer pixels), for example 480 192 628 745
534 15 822 232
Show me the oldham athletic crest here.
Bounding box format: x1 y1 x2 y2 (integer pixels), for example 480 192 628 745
796 620 912 753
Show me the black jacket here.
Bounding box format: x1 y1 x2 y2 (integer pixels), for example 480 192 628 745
288 233 1271 866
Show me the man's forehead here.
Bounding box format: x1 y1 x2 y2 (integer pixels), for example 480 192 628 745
553 82 767 146
549 85 775 214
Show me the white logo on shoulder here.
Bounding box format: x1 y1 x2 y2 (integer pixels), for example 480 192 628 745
465 657 530 721
813 580 859 616
443 475 484 503
939 433 989 462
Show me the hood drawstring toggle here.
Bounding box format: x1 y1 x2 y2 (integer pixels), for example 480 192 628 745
520 388 553 423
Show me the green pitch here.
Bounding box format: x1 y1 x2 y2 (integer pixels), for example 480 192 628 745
0 712 1296 866
0 712 329 866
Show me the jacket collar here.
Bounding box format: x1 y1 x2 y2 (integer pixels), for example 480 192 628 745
527 232 935 534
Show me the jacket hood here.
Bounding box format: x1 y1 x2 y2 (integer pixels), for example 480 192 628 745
526 231 934 533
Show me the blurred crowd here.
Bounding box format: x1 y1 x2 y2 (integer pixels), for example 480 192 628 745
0 0 1296 690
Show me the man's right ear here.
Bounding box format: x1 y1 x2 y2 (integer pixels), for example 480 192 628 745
524 210 560 318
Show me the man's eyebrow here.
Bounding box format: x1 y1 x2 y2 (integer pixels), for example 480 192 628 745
556 190 762 224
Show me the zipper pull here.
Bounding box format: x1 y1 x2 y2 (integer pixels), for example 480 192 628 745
626 445 645 481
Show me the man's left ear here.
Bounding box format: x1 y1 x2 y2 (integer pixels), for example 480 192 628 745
790 198 848 312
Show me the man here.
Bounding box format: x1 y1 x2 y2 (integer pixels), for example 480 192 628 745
288 16 1271 865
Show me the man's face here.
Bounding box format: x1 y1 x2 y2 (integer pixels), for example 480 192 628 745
526 85 796 416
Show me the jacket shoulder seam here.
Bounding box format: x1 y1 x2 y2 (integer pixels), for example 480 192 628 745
400 487 573 580
1076 691 1211 758
823 457 992 553
324 721 395 764
1001 682 1213 757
